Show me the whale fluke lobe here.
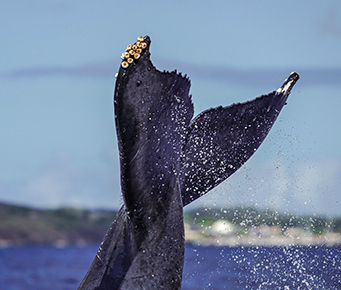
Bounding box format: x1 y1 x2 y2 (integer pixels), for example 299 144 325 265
181 71 299 206
114 36 193 289
77 36 299 290
114 36 193 217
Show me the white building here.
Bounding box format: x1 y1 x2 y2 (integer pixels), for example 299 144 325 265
211 220 235 236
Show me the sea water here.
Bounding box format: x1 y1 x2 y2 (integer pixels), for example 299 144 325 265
0 245 340 290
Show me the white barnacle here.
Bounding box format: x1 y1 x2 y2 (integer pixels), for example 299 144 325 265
127 57 133 64
132 44 137 50
124 52 130 59
129 49 135 56
281 79 294 94
276 87 282 93
121 61 129 68
126 44 133 51
136 48 142 54
137 36 144 42
120 53 126 60
134 53 140 59
115 73 118 78
141 42 147 49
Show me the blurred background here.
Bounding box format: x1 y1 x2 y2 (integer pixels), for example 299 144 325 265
1 0 341 216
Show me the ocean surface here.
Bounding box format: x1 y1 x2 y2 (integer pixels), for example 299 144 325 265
0 244 340 290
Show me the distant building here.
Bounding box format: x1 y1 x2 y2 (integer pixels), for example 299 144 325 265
285 227 306 239
211 220 235 236
253 225 281 238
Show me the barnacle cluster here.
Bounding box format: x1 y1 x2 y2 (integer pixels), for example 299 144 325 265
120 36 147 69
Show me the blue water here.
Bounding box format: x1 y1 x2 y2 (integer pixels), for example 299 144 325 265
0 245 340 289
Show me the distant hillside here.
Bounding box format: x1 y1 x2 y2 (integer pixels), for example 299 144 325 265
0 203 117 246
184 206 341 234
1 202 340 246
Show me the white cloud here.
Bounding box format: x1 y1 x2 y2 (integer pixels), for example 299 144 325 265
190 155 341 216
1 149 122 209
1 145 340 215
22 151 80 207
292 158 341 212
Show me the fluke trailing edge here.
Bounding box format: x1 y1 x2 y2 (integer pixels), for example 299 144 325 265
77 36 299 289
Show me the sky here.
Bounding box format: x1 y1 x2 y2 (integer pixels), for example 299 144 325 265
1 0 341 216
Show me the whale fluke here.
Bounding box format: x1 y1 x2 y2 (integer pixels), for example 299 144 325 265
181 72 299 205
77 36 299 290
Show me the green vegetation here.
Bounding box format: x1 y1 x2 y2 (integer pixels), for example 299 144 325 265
0 203 117 245
184 206 341 234
1 202 340 246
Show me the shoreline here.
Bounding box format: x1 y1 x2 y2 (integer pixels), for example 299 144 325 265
185 226 341 247
1 233 340 249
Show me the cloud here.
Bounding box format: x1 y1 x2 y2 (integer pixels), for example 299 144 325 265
318 8 341 37
22 151 82 207
1 150 121 209
4 59 341 88
4 61 117 79
292 158 341 209
156 59 341 88
191 156 341 216
2 145 340 215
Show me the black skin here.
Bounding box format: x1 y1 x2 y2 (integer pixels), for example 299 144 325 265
77 36 299 290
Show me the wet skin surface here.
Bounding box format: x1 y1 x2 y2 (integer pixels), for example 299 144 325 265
77 36 299 290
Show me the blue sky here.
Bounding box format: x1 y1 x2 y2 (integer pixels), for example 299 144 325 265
1 1 341 215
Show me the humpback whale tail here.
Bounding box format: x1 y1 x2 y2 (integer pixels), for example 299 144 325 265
77 36 299 290
181 71 299 206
